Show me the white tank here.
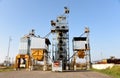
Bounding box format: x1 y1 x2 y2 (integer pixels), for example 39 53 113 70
19 38 30 54
30 37 47 49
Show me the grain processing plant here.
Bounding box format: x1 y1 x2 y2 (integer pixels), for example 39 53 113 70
14 7 91 72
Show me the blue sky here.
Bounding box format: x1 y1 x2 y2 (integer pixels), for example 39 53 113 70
0 0 120 63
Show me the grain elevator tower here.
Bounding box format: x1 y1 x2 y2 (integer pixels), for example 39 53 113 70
51 7 70 71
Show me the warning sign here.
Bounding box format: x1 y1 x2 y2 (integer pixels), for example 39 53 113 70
54 61 60 67
52 60 62 72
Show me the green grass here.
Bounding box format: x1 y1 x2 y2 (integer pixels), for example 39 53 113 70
92 66 120 78
0 67 14 72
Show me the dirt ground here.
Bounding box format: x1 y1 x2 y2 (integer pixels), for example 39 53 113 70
0 70 112 78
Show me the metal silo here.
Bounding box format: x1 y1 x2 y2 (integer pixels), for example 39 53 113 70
14 29 51 71
72 27 91 70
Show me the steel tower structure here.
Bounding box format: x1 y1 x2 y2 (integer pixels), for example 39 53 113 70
51 7 70 70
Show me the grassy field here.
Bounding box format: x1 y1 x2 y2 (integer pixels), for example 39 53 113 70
0 67 14 72
92 66 120 78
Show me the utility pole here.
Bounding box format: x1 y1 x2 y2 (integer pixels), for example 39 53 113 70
6 36 12 66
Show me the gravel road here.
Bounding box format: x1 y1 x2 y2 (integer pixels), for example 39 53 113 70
0 70 112 78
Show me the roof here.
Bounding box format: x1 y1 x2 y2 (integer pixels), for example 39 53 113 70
73 37 87 41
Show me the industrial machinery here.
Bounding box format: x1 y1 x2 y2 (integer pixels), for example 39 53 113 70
72 27 91 70
14 29 51 71
14 7 91 72
51 7 70 71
